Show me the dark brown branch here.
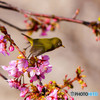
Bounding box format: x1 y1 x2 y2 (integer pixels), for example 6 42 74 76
0 19 34 31
0 5 16 11
0 72 8 80
0 1 9 5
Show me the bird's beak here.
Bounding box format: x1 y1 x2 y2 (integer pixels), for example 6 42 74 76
62 45 65 48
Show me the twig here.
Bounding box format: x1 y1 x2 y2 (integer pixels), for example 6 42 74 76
0 19 34 31
0 1 9 5
0 72 8 80
70 77 78 84
72 9 80 19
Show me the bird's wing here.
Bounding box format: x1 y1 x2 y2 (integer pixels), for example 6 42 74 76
30 44 45 56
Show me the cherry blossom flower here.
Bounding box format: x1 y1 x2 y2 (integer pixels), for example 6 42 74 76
46 89 58 100
27 55 52 82
37 84 43 93
8 79 20 89
19 86 29 97
2 59 28 78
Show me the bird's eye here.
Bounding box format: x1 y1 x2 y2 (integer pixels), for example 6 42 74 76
58 42 61 46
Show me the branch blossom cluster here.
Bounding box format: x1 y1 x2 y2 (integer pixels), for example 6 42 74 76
0 30 87 100
2 55 52 99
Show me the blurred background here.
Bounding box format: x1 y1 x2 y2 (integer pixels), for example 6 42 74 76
0 0 100 100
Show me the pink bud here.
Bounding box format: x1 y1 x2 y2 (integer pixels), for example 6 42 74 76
64 89 68 93
24 14 28 18
81 69 84 72
82 82 87 87
30 79 33 83
76 9 80 15
53 19 57 22
65 75 68 78
24 20 27 23
9 45 14 52
95 37 98 41
93 29 96 33
45 18 50 24
49 81 53 84
70 97 74 100
41 31 47 36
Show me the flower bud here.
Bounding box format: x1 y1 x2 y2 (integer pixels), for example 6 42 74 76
9 45 14 52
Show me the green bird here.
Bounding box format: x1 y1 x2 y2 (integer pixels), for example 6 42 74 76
22 33 65 56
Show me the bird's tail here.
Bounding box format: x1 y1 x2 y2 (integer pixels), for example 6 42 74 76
21 33 33 46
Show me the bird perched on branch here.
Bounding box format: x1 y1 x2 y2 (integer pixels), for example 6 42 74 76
22 33 65 56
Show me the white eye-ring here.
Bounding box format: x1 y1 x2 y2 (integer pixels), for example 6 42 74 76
58 42 61 46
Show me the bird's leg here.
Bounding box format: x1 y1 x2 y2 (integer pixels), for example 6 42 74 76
27 53 32 58
24 45 32 58
23 45 30 51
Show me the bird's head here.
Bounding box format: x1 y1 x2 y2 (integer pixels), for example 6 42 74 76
51 37 65 48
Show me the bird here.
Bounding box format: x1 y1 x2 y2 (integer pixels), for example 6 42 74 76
22 33 65 56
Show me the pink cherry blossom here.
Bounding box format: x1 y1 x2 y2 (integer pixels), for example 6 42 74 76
2 59 28 78
8 79 20 89
46 89 58 100
19 86 29 97
37 84 43 93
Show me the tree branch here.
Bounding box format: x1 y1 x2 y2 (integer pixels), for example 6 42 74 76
0 72 8 80
0 19 34 31
0 1 90 25
0 1 99 37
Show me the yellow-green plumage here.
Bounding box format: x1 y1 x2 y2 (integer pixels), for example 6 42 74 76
22 33 64 56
